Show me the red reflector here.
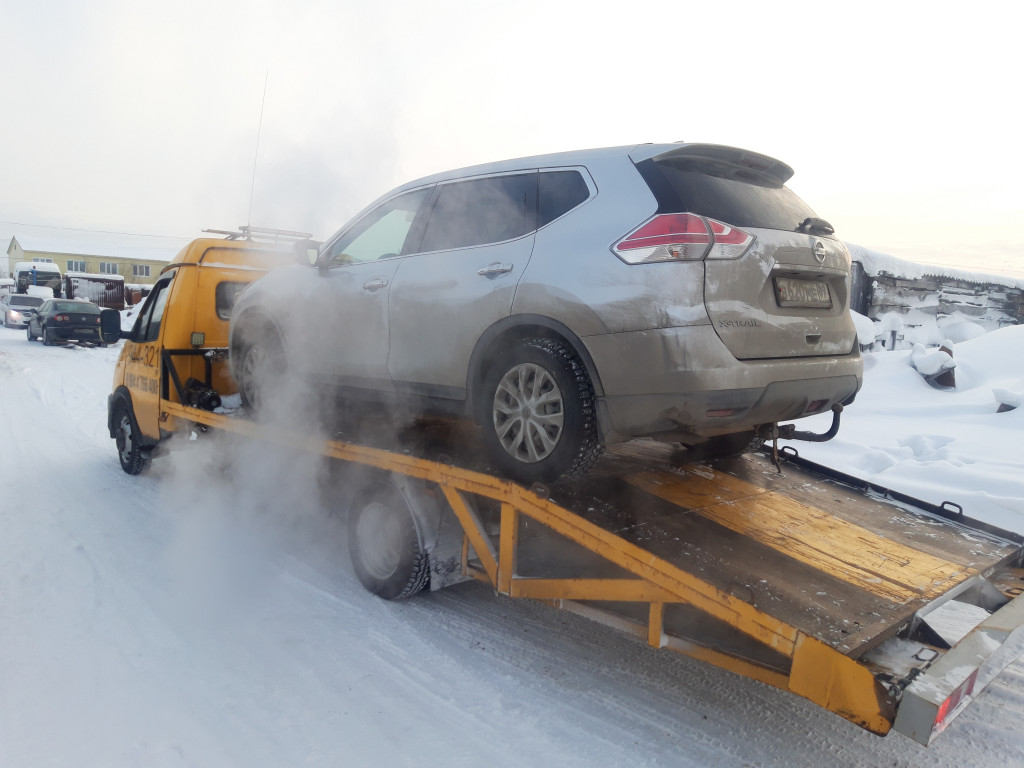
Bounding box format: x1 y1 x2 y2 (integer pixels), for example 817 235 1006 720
935 669 979 727
706 409 737 418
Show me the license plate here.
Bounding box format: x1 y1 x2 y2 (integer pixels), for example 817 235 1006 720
774 277 832 308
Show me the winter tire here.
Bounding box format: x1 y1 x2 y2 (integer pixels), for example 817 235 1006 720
114 400 147 475
26 326 34 342
348 483 429 600
236 327 285 414
479 337 602 485
42 327 53 346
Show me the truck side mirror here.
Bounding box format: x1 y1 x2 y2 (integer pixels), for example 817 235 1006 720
293 239 321 267
100 308 127 343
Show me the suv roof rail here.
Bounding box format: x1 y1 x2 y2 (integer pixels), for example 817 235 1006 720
202 225 313 242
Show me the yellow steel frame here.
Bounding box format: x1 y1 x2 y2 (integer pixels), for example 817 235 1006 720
162 402 893 734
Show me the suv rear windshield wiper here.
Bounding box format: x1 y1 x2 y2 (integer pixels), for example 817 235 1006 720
797 217 835 236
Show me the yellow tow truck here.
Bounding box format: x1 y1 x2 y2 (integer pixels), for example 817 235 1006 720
99 229 1024 746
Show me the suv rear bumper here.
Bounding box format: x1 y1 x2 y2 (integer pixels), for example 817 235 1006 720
582 325 862 442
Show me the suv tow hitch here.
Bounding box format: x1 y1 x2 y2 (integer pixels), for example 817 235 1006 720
758 403 844 470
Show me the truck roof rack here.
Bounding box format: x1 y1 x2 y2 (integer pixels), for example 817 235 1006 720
202 225 313 242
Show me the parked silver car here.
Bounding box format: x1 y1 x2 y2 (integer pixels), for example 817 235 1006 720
2 294 45 328
230 143 862 483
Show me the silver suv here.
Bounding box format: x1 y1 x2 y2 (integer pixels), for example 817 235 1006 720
230 143 862 483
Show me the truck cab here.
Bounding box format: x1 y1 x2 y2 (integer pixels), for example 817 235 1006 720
105 231 304 473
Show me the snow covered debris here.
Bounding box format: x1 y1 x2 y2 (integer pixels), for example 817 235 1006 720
851 310 877 347
994 388 1022 412
910 342 955 377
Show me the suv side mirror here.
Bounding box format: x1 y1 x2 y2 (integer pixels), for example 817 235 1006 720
293 239 321 267
100 308 127 343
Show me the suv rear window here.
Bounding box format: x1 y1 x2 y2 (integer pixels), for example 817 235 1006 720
53 301 99 313
636 158 820 233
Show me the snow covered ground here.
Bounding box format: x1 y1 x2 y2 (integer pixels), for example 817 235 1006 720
1 325 1023 767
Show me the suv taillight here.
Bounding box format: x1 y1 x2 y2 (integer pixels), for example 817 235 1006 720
612 213 754 264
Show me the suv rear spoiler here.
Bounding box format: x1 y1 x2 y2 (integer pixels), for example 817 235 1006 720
630 143 794 186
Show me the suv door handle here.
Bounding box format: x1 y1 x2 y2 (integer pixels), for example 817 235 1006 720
477 262 514 276
362 278 389 291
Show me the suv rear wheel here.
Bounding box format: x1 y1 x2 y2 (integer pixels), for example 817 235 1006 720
479 337 602 484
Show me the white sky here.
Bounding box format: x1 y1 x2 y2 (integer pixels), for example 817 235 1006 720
1 0 1021 274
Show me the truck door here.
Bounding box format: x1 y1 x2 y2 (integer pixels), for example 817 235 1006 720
122 273 174 440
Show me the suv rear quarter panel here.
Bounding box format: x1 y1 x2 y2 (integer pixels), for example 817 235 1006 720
512 152 711 337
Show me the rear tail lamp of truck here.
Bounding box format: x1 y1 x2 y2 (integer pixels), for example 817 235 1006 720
612 213 753 264
934 669 979 734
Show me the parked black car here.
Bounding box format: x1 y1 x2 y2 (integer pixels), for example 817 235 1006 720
26 299 105 346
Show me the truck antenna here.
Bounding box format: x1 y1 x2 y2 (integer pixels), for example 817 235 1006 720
247 70 269 228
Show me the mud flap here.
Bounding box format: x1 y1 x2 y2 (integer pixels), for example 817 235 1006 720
789 634 893 735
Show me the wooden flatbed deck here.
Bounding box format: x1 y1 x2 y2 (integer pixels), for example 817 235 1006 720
540 449 1020 664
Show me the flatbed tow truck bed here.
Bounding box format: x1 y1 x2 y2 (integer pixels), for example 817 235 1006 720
158 392 1024 746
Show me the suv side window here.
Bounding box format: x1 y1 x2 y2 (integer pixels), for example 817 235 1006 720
538 170 590 227
326 188 431 265
418 173 538 253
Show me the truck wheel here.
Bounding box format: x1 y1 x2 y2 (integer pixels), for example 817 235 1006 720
114 401 147 475
236 329 285 414
348 484 429 600
479 337 602 485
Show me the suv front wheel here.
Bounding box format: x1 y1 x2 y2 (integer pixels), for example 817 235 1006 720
479 337 602 485
235 325 286 415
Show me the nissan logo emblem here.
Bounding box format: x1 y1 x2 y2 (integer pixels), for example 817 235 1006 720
813 241 827 263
